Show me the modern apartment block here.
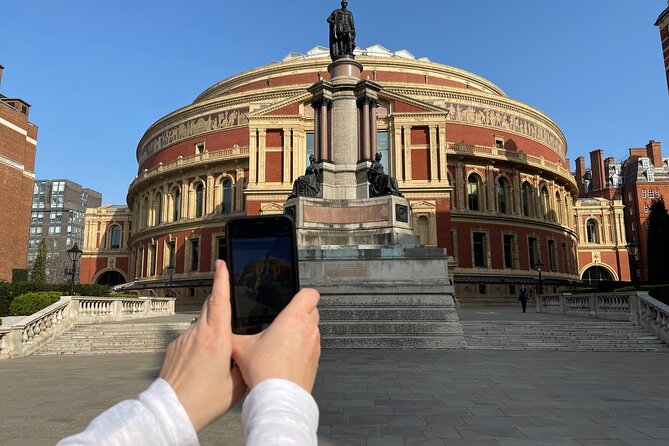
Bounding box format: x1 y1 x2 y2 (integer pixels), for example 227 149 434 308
0 64 38 282
28 179 101 282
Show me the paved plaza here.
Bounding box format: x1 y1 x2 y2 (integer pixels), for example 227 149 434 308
1 345 668 445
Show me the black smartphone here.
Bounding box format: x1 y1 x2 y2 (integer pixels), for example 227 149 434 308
225 214 300 335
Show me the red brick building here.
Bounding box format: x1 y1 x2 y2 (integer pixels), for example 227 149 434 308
0 65 37 282
89 45 579 306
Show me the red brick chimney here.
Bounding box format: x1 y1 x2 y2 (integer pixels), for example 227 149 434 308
575 156 586 196
589 149 605 191
646 140 663 168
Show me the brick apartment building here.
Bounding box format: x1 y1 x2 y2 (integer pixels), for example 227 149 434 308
0 65 38 282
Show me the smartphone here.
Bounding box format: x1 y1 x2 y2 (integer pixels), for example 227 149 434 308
225 214 300 335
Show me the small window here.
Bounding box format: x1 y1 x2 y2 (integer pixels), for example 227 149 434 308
647 171 655 182
644 204 649 213
494 137 504 149
630 207 635 216
642 190 647 198
478 284 487 294
195 142 206 154
473 232 486 267
649 190 655 199
641 159 649 168
190 239 200 272
509 284 516 295
586 219 599 243
631 222 636 231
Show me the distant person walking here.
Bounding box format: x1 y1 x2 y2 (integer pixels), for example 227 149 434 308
519 285 529 313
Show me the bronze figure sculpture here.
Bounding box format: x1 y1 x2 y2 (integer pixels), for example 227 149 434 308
368 153 402 197
288 154 322 199
327 0 356 60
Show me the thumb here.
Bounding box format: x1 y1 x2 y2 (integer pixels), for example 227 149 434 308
280 288 320 317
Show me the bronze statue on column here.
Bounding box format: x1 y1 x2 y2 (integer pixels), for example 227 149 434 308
327 1 356 60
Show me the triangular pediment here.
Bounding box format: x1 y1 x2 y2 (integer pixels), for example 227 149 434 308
380 90 448 114
411 200 437 211
246 92 312 118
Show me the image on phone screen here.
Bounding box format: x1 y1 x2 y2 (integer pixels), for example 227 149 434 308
229 233 297 334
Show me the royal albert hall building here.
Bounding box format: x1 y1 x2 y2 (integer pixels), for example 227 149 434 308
82 45 582 306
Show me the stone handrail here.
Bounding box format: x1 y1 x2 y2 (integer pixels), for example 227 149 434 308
638 294 669 344
0 296 176 359
536 292 669 344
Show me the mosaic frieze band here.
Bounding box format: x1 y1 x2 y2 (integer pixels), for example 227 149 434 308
138 107 249 164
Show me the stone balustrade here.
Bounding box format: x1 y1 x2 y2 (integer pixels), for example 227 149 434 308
0 296 175 359
536 292 669 345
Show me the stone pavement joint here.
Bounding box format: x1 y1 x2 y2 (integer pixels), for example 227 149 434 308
1 348 669 445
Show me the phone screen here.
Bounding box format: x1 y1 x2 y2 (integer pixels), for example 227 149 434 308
227 217 298 334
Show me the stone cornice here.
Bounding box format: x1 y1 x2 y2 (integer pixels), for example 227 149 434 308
450 211 579 239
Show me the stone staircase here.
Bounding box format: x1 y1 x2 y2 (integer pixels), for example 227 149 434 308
318 292 465 349
462 320 669 352
34 322 190 356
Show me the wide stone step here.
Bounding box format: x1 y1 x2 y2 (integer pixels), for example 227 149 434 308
319 307 459 321
322 335 467 349
320 321 463 335
319 295 452 307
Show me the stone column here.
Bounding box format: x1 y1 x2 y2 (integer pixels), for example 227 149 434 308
370 99 378 159
455 162 464 209
429 126 438 182
438 125 447 182
486 166 495 212
360 98 370 161
403 126 412 182
327 103 334 162
393 124 403 180
320 100 329 162
236 168 245 212
283 128 291 186
258 129 267 183
249 129 258 185
313 102 321 161
180 180 188 220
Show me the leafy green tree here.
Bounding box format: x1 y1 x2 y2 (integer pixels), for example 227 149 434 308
30 239 47 284
647 196 669 282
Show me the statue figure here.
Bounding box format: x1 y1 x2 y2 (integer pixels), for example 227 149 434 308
327 0 356 60
368 152 402 197
288 154 321 199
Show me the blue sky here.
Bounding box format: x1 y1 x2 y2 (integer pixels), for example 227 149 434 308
2 1 667 204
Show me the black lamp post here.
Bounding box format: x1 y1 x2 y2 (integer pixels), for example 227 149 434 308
625 239 640 291
167 264 175 297
535 259 544 295
67 243 83 296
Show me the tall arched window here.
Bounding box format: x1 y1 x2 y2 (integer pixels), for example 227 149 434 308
555 191 562 224
109 225 121 250
586 219 599 243
467 174 481 211
222 179 233 214
522 182 533 217
155 192 163 225
540 187 550 220
497 177 510 214
173 188 181 222
195 183 204 218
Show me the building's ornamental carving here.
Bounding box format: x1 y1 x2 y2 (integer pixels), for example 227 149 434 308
138 107 249 164
444 102 565 155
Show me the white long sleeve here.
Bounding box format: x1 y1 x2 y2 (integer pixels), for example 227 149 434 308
242 379 319 446
57 378 319 446
57 378 198 446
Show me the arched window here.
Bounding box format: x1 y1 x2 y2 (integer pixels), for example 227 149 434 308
522 182 533 217
155 192 163 225
582 266 612 286
555 191 562 224
467 174 481 211
173 188 181 222
497 177 510 214
586 219 599 243
540 187 550 220
222 179 233 214
195 183 204 218
109 225 121 250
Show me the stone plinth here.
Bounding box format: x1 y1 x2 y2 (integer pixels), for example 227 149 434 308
298 246 465 349
285 195 419 248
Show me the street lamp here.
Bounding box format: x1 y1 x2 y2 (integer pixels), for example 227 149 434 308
167 264 175 297
67 243 83 296
535 259 544 295
625 239 640 291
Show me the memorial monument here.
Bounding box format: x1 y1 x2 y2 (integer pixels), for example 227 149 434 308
285 1 464 348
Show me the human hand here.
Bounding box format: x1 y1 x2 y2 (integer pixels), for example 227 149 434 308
160 260 247 432
232 288 321 392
